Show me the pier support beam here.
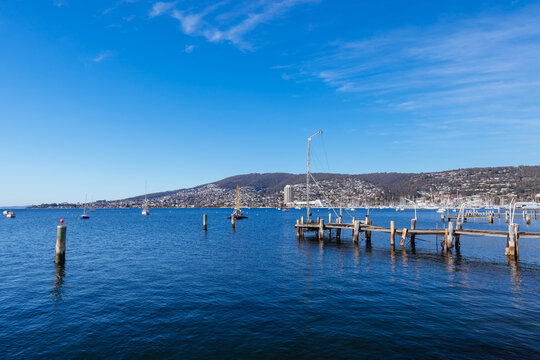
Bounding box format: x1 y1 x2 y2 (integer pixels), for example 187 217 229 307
318 219 324 240
336 216 342 240
410 219 417 246
390 221 395 246
400 228 408 246
365 219 372 245
300 216 305 238
296 219 300 239
352 220 360 243
231 215 235 229
203 214 207 231
526 214 531 225
55 224 67 264
441 214 445 222
455 221 462 250
505 224 519 258
446 221 454 250
488 213 494 224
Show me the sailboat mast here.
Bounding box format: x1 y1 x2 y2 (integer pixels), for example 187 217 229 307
236 185 240 210
306 130 322 222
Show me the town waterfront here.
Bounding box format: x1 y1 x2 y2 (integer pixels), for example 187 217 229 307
1 208 539 358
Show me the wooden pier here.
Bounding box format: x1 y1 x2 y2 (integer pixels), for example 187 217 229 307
295 215 540 258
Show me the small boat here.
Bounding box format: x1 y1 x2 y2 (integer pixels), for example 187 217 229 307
79 194 90 219
142 182 150 216
227 185 248 220
2 210 8 215
6 210 15 218
437 208 445 213
396 207 404 211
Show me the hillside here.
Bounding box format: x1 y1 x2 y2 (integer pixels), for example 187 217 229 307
29 166 540 208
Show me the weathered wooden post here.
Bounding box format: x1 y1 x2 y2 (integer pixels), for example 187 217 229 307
400 228 408 246
505 212 509 224
505 223 519 258
296 219 300 238
526 214 531 225
443 228 448 252
55 221 67 264
365 219 372 246
410 219 417 245
328 213 332 223
318 219 324 240
441 213 445 222
352 219 360 242
446 221 454 249
203 214 207 231
336 216 342 240
390 220 395 246
488 213 494 224
455 221 462 249
300 216 305 237
365 214 369 224
231 214 235 229
316 217 320 224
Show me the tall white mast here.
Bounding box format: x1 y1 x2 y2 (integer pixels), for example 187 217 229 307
306 130 322 222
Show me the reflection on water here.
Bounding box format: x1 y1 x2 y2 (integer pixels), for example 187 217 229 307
51 262 65 302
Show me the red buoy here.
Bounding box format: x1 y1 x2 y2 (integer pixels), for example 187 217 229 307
60 219 65 224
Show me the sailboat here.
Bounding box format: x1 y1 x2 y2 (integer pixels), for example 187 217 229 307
142 182 150 216
227 185 248 220
79 194 90 219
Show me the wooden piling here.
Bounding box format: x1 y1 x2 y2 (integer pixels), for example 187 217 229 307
336 216 342 240
390 220 395 246
526 214 531 225
505 212 509 224
410 219 417 245
328 213 332 224
441 214 444 222
318 219 324 240
443 228 448 251
352 220 360 242
455 221 462 249
446 221 454 249
231 214 235 229
400 228 407 246
505 223 519 258
365 219 372 243
203 214 207 231
55 225 67 264
488 213 494 224
296 219 300 238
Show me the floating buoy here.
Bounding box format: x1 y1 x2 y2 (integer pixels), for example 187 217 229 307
60 219 64 224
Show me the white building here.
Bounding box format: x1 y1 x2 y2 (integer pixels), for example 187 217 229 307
284 185 294 206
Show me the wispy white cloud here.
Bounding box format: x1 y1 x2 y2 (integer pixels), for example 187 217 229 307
184 44 195 53
281 4 540 134
164 0 318 50
149 1 177 18
54 0 67 7
92 51 113 63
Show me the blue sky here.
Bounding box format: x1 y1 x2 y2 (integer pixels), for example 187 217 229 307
1 0 539 205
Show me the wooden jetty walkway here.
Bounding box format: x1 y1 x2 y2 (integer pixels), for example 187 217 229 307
295 214 540 258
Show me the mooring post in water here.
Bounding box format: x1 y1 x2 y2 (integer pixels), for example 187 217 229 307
410 219 417 245
365 219 372 244
328 213 332 224
505 223 519 257
455 221 462 249
300 216 305 238
296 219 300 238
203 214 207 231
443 228 448 251
441 213 444 223
489 213 494 224
400 228 407 246
231 214 235 229
505 212 509 224
526 214 531 225
365 214 369 224
336 216 342 240
354 219 360 242
318 219 324 240
55 220 67 264
390 221 395 246
446 221 454 250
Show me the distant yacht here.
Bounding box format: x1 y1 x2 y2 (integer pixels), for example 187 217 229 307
142 182 150 216
227 185 248 220
6 210 15 218
2 210 8 215
79 194 90 219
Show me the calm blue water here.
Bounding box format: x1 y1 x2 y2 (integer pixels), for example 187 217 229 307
1 208 539 359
